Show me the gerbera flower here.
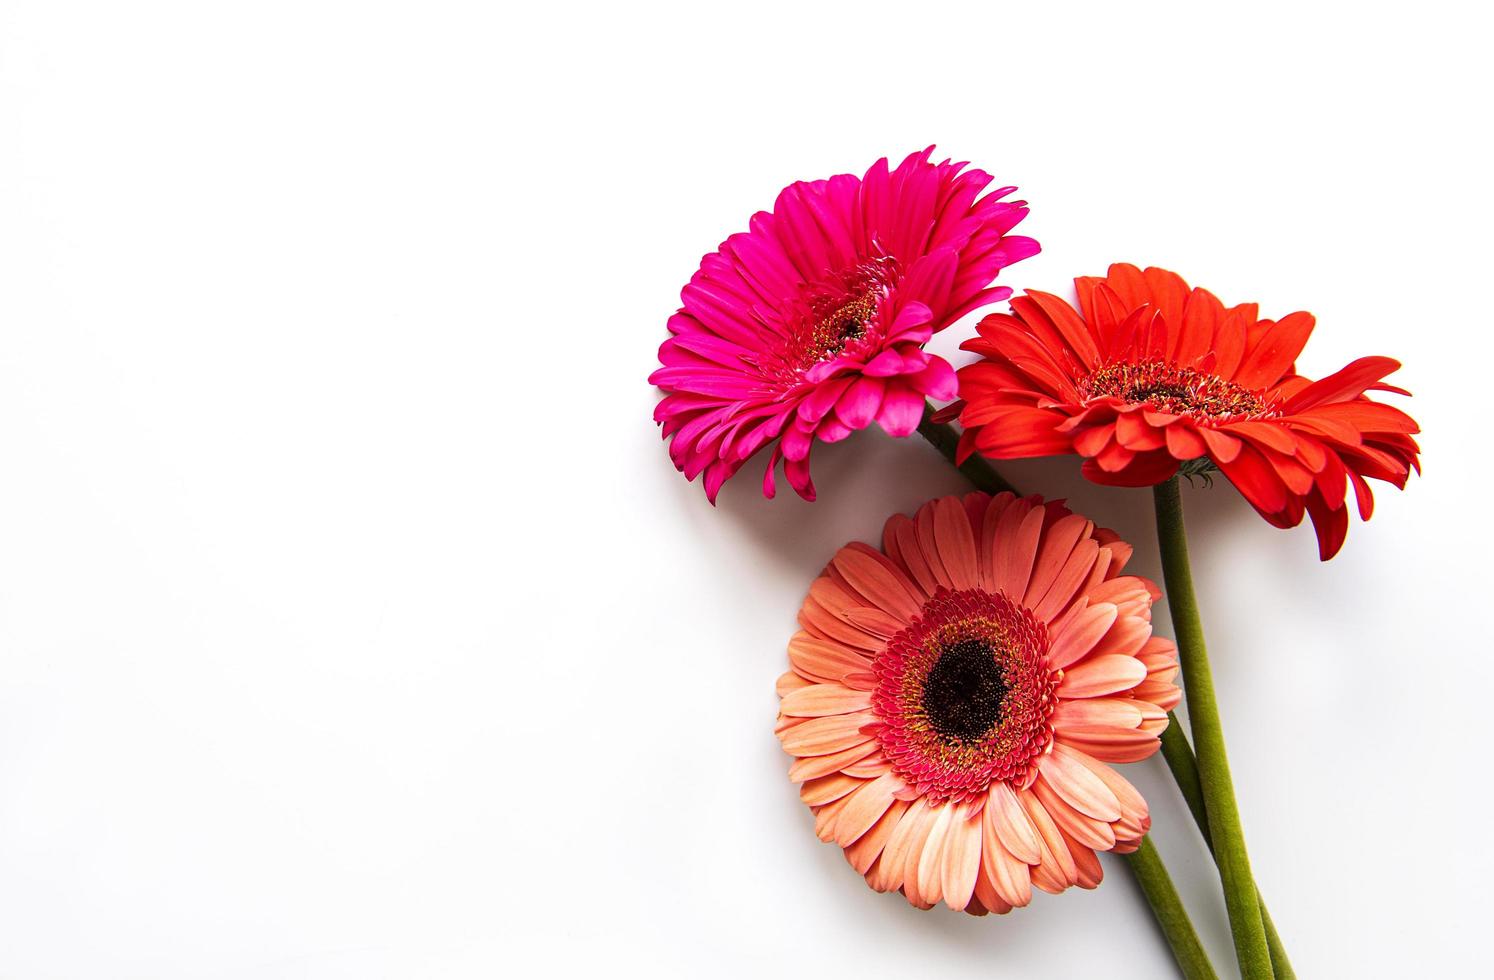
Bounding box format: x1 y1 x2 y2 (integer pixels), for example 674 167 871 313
650 148 1038 502
775 492 1179 913
949 263 1421 558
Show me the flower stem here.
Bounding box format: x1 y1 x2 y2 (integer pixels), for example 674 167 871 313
916 403 1016 495
1152 477 1273 980
1120 838 1219 980
1161 721 1295 978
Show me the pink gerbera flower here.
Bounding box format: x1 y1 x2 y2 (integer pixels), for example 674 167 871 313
650 149 1038 502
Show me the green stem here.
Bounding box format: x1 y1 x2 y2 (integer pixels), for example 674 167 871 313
915 403 1016 495
1161 721 1295 979
1152 477 1272 980
1120 838 1219 980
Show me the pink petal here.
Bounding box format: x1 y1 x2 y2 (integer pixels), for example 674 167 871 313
876 384 926 438
834 375 887 430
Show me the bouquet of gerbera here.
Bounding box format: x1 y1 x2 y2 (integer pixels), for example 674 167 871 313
650 148 1419 980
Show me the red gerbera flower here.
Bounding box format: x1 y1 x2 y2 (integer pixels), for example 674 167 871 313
650 149 1038 502
950 264 1421 559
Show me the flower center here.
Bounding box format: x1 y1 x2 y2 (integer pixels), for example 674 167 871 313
921 639 1009 742
803 290 879 362
871 588 1057 803
1081 360 1273 421
787 256 902 369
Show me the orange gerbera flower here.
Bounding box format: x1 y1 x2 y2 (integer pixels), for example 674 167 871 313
775 493 1179 914
950 264 1421 559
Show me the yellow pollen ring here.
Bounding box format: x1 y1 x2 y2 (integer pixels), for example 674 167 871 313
1082 360 1273 420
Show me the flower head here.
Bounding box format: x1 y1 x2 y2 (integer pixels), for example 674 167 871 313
951 264 1421 558
651 149 1038 502
776 493 1179 913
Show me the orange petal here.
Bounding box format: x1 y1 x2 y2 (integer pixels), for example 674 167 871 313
1085 577 1155 619
779 684 872 718
787 631 873 686
872 798 933 895
808 576 861 616
846 798 910 875
987 781 1042 865
1030 776 1116 851
1062 829 1105 888
813 793 852 842
1053 697 1143 729
915 802 957 908
1040 744 1123 821
798 596 881 652
800 772 864 806
775 671 812 697
1046 602 1118 669
941 804 983 911
990 501 1044 599
777 710 876 756
1057 655 1147 698
1085 757 1150 840
831 546 922 620
787 739 879 781
1031 539 1101 622
1055 726 1160 763
887 514 939 598
833 771 902 847
900 800 943 906
1024 514 1091 609
933 496 980 590
842 751 891 777
980 814 1034 907
1018 787 1079 889
914 502 955 591
841 607 904 638
1091 614 1152 660
974 865 1013 914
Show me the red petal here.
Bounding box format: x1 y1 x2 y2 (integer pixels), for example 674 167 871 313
1234 310 1316 388
1284 356 1402 412
1306 491 1350 560
1211 303 1256 379
1080 452 1179 487
1216 443 1289 515
1164 423 1209 460
1199 427 1243 463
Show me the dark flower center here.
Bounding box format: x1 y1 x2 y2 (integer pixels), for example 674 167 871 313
871 588 1058 803
921 638 1009 742
1082 360 1272 420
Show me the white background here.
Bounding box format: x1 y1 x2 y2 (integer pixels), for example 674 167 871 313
2 2 1490 977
